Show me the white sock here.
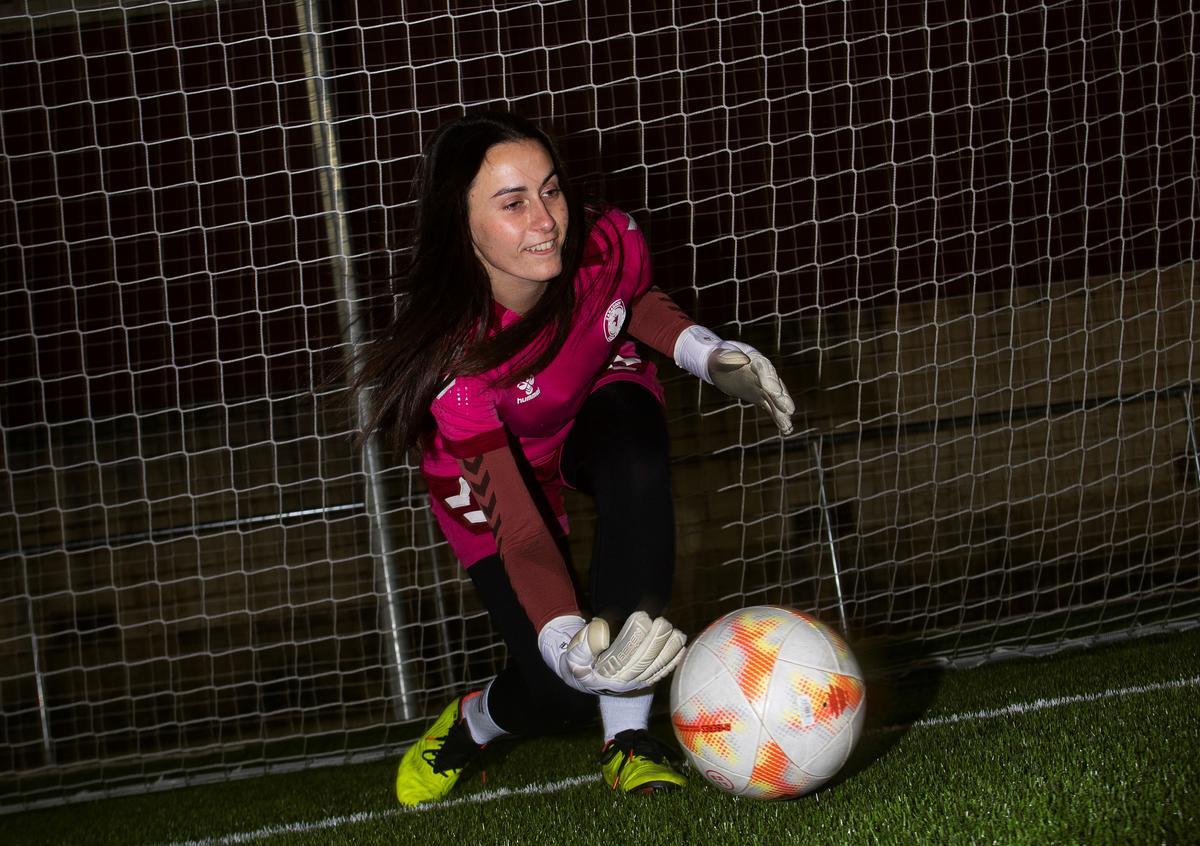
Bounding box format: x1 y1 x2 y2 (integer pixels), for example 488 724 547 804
462 680 509 746
598 690 654 743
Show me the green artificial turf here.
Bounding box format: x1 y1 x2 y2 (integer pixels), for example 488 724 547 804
5 629 1198 846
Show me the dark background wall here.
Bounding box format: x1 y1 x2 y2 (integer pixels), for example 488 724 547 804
3 1 1195 428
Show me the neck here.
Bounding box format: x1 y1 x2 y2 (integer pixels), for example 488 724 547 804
491 279 545 315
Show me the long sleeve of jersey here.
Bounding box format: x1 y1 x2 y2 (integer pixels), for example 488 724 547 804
627 286 697 358
456 447 580 631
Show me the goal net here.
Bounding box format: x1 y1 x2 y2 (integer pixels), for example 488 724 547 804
1 0 1196 810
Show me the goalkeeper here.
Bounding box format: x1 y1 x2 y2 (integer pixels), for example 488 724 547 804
353 111 795 805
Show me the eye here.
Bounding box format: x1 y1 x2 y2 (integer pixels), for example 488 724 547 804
543 186 562 199
503 199 524 211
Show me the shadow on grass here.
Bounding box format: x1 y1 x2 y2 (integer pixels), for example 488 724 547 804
808 635 945 796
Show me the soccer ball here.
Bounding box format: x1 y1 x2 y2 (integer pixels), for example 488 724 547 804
669 605 866 799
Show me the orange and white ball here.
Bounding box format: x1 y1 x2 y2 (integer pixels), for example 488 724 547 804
669 605 866 799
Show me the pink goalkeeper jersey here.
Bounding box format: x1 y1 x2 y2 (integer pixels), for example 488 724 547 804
422 206 664 566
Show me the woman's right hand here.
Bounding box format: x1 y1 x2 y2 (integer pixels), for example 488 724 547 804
537 612 686 695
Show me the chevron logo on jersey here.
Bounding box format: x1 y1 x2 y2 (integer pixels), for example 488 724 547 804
444 478 486 525
607 352 642 371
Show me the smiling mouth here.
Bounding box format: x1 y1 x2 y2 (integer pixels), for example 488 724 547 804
526 239 557 254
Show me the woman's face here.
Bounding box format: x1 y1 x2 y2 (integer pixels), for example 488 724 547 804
466 139 569 313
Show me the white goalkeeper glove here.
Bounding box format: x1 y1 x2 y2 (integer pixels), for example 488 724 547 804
674 325 796 435
537 611 687 696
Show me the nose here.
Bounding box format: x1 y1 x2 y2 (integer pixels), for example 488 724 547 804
532 199 556 233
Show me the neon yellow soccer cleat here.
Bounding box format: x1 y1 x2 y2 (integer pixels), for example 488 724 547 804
395 694 483 806
599 729 687 795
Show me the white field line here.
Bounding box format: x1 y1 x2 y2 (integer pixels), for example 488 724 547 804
157 675 1199 846
871 674 1200 734
159 774 602 846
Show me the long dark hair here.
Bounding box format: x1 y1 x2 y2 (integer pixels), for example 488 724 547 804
352 111 587 454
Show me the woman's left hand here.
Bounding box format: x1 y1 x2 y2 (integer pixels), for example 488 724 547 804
707 342 796 435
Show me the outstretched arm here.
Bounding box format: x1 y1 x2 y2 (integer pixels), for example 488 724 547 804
628 286 796 435
626 286 696 358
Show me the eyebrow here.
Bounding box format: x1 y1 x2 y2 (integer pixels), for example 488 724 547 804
490 171 558 199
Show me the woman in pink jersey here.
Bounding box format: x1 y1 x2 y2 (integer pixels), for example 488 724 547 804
355 111 794 804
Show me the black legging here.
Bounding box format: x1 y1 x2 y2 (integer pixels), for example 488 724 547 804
467 380 675 737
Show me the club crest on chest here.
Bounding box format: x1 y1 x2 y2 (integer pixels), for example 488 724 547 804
604 298 626 342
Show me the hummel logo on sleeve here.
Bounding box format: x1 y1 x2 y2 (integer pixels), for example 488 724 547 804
516 376 541 405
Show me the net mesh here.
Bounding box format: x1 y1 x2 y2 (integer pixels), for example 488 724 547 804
0 0 1196 810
